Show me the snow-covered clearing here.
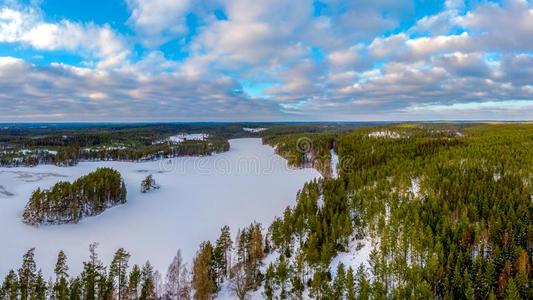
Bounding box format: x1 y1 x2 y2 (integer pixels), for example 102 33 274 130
168 133 209 143
0 139 320 278
368 130 401 139
329 237 374 276
243 128 267 133
330 148 339 178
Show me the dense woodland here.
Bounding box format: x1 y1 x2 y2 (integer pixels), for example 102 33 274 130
22 168 127 226
2 123 532 299
0 124 237 167
0 122 368 167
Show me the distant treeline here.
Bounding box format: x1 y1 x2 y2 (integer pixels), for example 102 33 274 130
0 140 230 167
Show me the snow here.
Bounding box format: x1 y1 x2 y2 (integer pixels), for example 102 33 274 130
368 131 401 139
330 148 339 178
329 237 373 276
168 133 209 143
215 251 280 300
0 185 14 196
243 128 267 133
409 178 421 198
0 139 321 279
10 149 57 155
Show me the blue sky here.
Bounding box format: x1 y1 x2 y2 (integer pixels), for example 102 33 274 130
0 0 532 121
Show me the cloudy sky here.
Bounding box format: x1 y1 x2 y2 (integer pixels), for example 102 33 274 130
0 0 532 121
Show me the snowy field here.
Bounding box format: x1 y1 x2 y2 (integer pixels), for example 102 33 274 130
168 133 208 143
0 138 320 278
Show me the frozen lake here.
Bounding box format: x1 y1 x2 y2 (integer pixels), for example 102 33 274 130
0 138 320 278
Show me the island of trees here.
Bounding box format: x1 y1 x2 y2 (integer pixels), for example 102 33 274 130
22 168 127 226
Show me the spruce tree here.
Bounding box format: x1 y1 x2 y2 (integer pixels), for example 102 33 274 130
140 261 156 300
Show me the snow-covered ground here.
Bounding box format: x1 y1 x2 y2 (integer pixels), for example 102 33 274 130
0 139 320 278
168 133 209 143
368 130 401 139
330 148 339 178
329 237 374 277
243 128 267 133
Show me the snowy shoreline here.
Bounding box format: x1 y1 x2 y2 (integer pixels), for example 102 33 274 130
0 138 321 279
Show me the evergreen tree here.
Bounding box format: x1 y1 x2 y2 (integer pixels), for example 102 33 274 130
53 250 69 300
503 278 521 300
0 270 19 300
214 226 232 283
110 248 131 300
69 277 82 300
141 175 159 193
263 264 275 300
18 248 37 300
140 261 156 300
192 242 215 300
81 243 105 300
32 271 47 300
355 264 370 300
333 263 346 299
346 267 356 300
128 264 142 300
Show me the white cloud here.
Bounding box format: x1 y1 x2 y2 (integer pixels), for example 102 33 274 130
457 0 533 51
0 6 129 68
0 56 282 121
0 0 532 121
126 0 193 47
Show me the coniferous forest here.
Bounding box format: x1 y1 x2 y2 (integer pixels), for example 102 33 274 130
2 123 532 299
22 168 127 226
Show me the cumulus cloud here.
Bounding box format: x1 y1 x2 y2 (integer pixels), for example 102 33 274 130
0 0 532 121
0 6 129 68
126 0 196 47
0 56 282 121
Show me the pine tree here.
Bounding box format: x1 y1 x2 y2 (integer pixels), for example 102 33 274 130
110 248 131 300
355 264 370 300
214 226 232 282
32 270 47 300
333 263 346 299
53 250 69 300
128 264 142 300
346 267 356 300
463 269 474 300
503 278 520 300
0 270 19 300
276 255 289 299
18 248 37 300
81 243 105 300
192 242 215 300
69 277 82 300
140 261 156 300
263 264 275 300
141 175 159 193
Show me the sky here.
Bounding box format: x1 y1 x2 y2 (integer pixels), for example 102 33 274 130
0 0 532 121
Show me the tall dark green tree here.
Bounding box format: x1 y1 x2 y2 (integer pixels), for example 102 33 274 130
110 248 131 300
53 250 69 300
